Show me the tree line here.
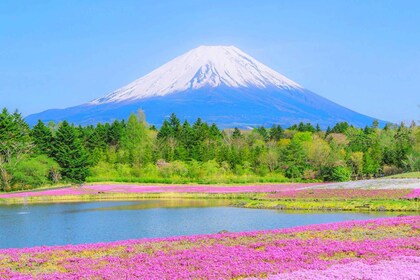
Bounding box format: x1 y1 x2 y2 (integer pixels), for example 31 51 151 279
0 108 419 191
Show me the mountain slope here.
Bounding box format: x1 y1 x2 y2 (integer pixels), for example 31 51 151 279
26 45 384 128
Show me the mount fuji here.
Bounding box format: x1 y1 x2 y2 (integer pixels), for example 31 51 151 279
26 45 383 128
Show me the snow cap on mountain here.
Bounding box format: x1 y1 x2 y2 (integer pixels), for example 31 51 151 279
91 45 302 104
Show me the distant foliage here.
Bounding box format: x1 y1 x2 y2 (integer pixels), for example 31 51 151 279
0 107 419 191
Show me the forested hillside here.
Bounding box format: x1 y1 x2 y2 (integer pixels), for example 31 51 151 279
0 108 419 191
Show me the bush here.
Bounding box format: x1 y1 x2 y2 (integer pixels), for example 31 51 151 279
285 166 303 179
331 166 351 182
383 165 404 176
201 160 220 176
12 155 60 189
320 166 351 182
90 161 119 179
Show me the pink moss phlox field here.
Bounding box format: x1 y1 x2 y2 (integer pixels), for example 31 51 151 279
0 183 318 198
405 188 420 199
0 216 419 279
267 188 419 199
257 256 420 280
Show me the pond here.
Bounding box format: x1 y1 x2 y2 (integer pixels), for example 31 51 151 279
0 199 407 249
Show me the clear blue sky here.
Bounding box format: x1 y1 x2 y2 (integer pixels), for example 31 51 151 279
1 0 419 123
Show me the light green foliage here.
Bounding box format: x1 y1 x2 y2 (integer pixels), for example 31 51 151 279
13 155 59 189
349 151 364 178
121 113 153 166
330 166 352 182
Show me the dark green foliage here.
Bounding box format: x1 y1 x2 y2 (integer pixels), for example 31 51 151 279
232 128 242 138
289 122 316 132
255 126 269 141
52 121 90 183
269 124 284 141
282 139 308 178
31 120 54 156
331 122 350 133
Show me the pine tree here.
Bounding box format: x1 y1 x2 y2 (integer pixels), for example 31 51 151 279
232 127 242 139
53 121 89 182
256 126 269 141
108 120 125 148
269 124 284 141
157 120 172 140
31 120 53 156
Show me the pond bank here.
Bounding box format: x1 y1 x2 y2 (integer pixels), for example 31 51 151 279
0 192 419 212
0 182 419 212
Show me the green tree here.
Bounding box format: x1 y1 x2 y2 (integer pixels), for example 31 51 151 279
232 127 242 139
31 120 54 156
269 124 284 141
0 108 33 190
121 113 153 166
53 121 89 182
13 155 60 188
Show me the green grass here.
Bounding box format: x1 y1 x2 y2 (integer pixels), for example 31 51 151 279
385 171 420 179
236 197 420 212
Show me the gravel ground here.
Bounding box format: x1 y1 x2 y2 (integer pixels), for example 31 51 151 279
307 178 420 190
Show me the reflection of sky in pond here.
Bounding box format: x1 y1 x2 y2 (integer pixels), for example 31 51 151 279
0 200 413 249
63 199 232 213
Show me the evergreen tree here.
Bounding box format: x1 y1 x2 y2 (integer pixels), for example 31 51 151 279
157 120 172 140
331 122 349 133
269 124 284 141
31 120 53 156
255 126 269 141
169 113 181 138
232 127 242 139
53 121 89 182
326 126 331 135
108 120 125 148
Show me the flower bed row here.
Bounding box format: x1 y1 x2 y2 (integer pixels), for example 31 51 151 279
266 188 420 199
0 183 317 198
0 216 419 279
259 256 420 280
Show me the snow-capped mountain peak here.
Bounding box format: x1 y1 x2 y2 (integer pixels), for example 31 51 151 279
90 45 302 104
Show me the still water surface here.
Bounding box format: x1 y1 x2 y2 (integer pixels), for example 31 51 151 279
0 199 406 249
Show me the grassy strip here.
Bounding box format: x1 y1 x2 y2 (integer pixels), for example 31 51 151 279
385 171 420 179
1 192 419 212
235 197 420 212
